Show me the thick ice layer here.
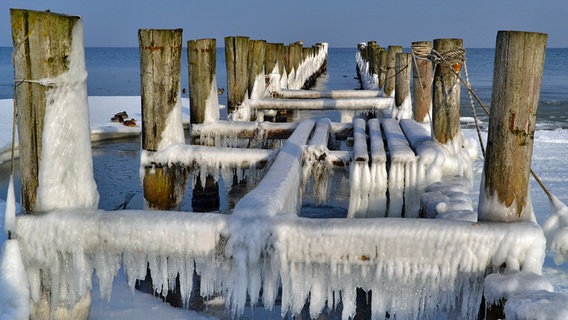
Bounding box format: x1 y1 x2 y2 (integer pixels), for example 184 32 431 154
484 271 554 304
543 196 568 264
35 20 99 211
421 177 476 221
273 217 545 319
505 291 568 319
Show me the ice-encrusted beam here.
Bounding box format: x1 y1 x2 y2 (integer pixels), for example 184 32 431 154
248 97 393 111
15 209 546 320
347 118 370 218
232 119 316 218
273 89 381 99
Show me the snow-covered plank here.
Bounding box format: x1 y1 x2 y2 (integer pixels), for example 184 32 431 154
381 118 417 217
399 119 432 152
348 118 370 218
368 118 388 217
249 97 393 111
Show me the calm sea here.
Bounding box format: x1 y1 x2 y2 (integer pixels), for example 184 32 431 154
1 47 567 128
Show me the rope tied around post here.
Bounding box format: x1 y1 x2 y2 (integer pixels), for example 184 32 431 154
410 44 554 202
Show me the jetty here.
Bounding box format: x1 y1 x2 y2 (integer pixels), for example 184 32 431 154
5 8 561 320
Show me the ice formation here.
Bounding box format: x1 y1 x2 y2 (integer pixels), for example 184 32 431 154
543 195 568 264
382 118 417 217
303 118 333 204
504 291 568 319
34 20 99 211
0 240 30 320
347 118 371 218
484 271 554 304
355 44 379 91
14 209 546 320
156 86 185 151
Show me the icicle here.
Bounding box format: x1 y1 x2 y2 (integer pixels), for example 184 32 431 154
4 176 16 236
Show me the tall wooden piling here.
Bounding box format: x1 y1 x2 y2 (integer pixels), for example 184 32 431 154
225 36 250 113
378 48 388 92
394 52 412 119
247 39 266 99
411 41 433 123
11 9 79 213
139 28 187 210
478 31 547 222
265 42 281 76
188 38 217 124
11 8 95 319
384 45 402 96
432 38 463 144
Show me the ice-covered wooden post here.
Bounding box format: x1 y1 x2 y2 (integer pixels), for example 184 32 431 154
188 38 220 211
432 38 463 144
188 38 218 125
287 42 302 89
478 31 547 222
139 28 187 210
384 45 402 97
225 36 249 113
247 39 266 99
265 42 281 76
11 8 98 319
412 41 433 123
394 52 412 120
378 48 388 92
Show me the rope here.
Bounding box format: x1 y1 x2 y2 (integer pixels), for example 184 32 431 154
411 43 433 122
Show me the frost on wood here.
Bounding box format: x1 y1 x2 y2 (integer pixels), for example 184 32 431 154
15 210 546 320
35 20 99 212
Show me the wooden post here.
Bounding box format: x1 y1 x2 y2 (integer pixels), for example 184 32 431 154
265 43 281 76
432 38 463 144
11 8 94 319
11 9 78 213
378 48 388 92
384 45 402 96
139 28 187 210
247 39 266 99
394 52 412 119
478 31 547 222
188 38 217 124
411 41 433 123
225 36 249 113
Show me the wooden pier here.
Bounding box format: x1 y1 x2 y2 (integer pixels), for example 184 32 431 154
9 9 556 320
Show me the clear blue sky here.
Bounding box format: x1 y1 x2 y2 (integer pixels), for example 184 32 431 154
1 0 566 48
